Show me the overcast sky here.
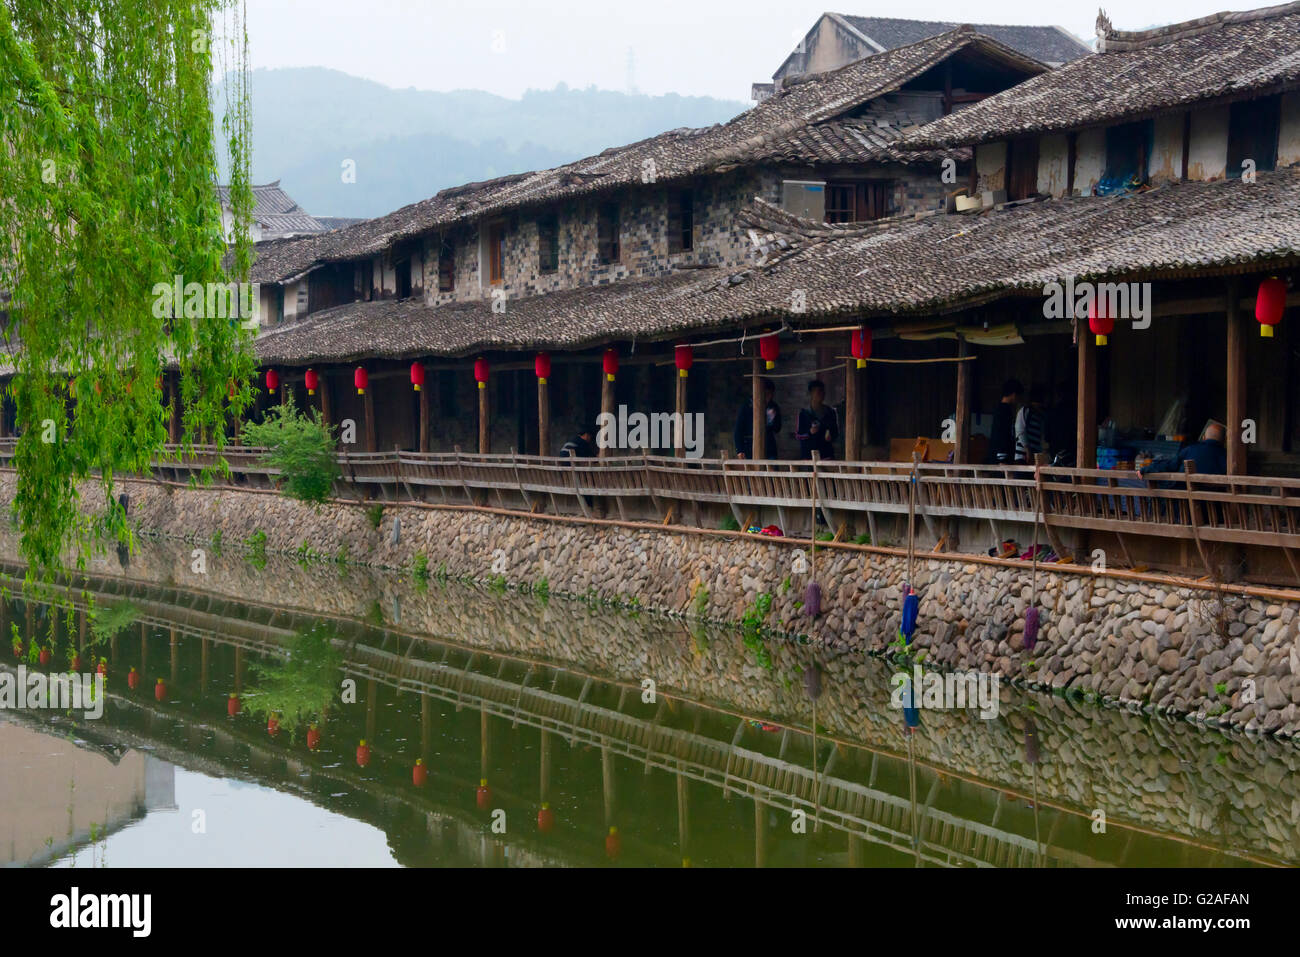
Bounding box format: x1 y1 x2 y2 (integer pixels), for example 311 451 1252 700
243 0 1267 101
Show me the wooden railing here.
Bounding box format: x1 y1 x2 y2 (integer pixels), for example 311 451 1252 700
1 439 1297 582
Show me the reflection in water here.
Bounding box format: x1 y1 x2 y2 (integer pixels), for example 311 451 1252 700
0 535 1295 868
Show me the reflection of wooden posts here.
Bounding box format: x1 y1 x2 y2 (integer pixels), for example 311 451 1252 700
954 339 972 464
674 367 687 459
77 607 86 650
601 745 615 826
169 628 178 685
419 378 432 453
1076 318 1097 470
848 834 863 867
140 622 148 675
751 357 765 459
538 376 550 457
366 678 378 740
200 638 209 695
599 368 614 460
480 704 490 779
234 646 244 694
755 799 767 869
676 771 690 865
540 729 551 802
420 695 432 763
1226 279 1246 475
845 358 863 461
479 377 491 455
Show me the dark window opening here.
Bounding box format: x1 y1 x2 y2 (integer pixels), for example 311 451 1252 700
395 258 412 299
1102 120 1152 190
825 181 894 223
1006 137 1039 201
487 222 505 285
496 369 516 417
597 202 620 264
1228 94 1280 178
668 189 694 253
537 214 559 273
437 238 455 292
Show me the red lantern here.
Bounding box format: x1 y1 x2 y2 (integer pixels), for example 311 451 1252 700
354 366 368 395
476 778 491 809
71 653 82 672
1088 300 1114 346
534 352 551 385
605 825 622 860
759 333 780 370
306 724 321 751
537 803 556 833
356 739 371 768
227 693 240 717
11 641 22 658
675 343 693 378
1256 277 1286 338
304 369 319 395
474 357 490 391
38 647 51 666
602 347 619 382
412 758 428 787
154 678 167 702
96 659 107 677
410 362 425 392
127 667 140 690
267 714 280 738
850 327 872 368
265 369 279 393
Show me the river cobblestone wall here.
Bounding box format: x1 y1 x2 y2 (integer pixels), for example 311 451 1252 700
6 474 1300 743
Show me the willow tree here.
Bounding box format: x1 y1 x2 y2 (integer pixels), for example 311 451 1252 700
0 0 256 579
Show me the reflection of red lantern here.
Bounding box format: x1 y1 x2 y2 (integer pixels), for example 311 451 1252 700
476 778 491 809
602 348 619 382
537 803 555 833
850 327 872 368
71 653 82 672
1088 301 1114 346
759 333 779 370
605 825 621 860
154 678 167 702
96 659 107 677
354 367 368 395
674 344 693 378
267 715 280 738
11 642 22 658
410 362 425 391
306 724 321 751
265 369 279 393
412 758 428 787
127 667 140 690
227 693 240 717
474 358 490 391
228 379 236 400
356 739 371 767
38 647 51 666
304 368 319 395
534 352 551 385
1256 277 1286 338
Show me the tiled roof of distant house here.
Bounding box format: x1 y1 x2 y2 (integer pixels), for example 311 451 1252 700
900 3 1300 149
253 168 1300 364
838 15 1091 65
244 28 1045 284
218 180 329 239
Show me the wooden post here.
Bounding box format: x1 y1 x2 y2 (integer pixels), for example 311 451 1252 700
598 367 614 460
751 357 765 460
845 357 863 461
674 366 687 459
420 376 432 453
478 376 490 454
364 379 377 453
1076 318 1097 470
1226 278 1247 475
167 373 181 443
538 376 550 457
319 370 332 427
954 338 972 464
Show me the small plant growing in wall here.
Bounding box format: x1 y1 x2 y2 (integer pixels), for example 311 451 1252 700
740 592 774 670
240 398 340 505
210 529 223 556
533 578 550 603
412 553 430 587
244 529 268 569
365 503 384 530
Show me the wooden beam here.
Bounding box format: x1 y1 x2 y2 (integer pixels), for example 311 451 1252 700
954 338 972 464
167 373 181 443
751 357 765 459
538 376 550 457
319 370 332 427
419 377 432 453
674 367 687 459
478 377 490 455
1226 278 1247 475
844 357 862 461
1076 317 1097 470
599 368 614 459
363 380 377 453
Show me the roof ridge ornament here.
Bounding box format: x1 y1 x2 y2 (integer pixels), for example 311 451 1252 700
1095 8 1113 51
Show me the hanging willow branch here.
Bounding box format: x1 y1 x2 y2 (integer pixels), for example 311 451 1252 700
0 0 256 581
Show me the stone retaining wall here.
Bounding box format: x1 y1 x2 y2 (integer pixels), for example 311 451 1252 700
6 473 1299 739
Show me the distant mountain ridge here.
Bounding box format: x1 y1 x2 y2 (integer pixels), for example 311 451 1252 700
218 67 749 220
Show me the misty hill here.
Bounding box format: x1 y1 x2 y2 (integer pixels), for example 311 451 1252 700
220 68 750 219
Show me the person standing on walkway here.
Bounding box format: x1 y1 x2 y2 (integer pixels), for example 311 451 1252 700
796 380 839 460
734 378 782 459
988 378 1023 465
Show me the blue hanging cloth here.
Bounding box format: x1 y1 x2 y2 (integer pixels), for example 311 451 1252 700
900 589 919 646
1024 606 1040 651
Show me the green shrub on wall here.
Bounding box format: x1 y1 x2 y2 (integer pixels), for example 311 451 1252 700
241 400 340 505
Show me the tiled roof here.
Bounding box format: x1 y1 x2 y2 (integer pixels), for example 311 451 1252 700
218 180 328 238
245 29 1045 284
746 99 968 166
900 3 1300 149
838 15 1091 65
253 168 1300 365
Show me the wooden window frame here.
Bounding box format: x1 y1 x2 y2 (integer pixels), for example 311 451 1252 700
437 238 455 293
487 221 505 285
597 202 620 265
824 180 894 223
537 214 559 274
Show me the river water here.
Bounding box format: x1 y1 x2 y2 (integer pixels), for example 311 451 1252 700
0 537 1295 868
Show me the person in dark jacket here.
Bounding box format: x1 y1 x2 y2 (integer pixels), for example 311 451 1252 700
796 380 839 460
734 378 782 459
987 378 1024 464
561 427 597 459
1142 420 1227 477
